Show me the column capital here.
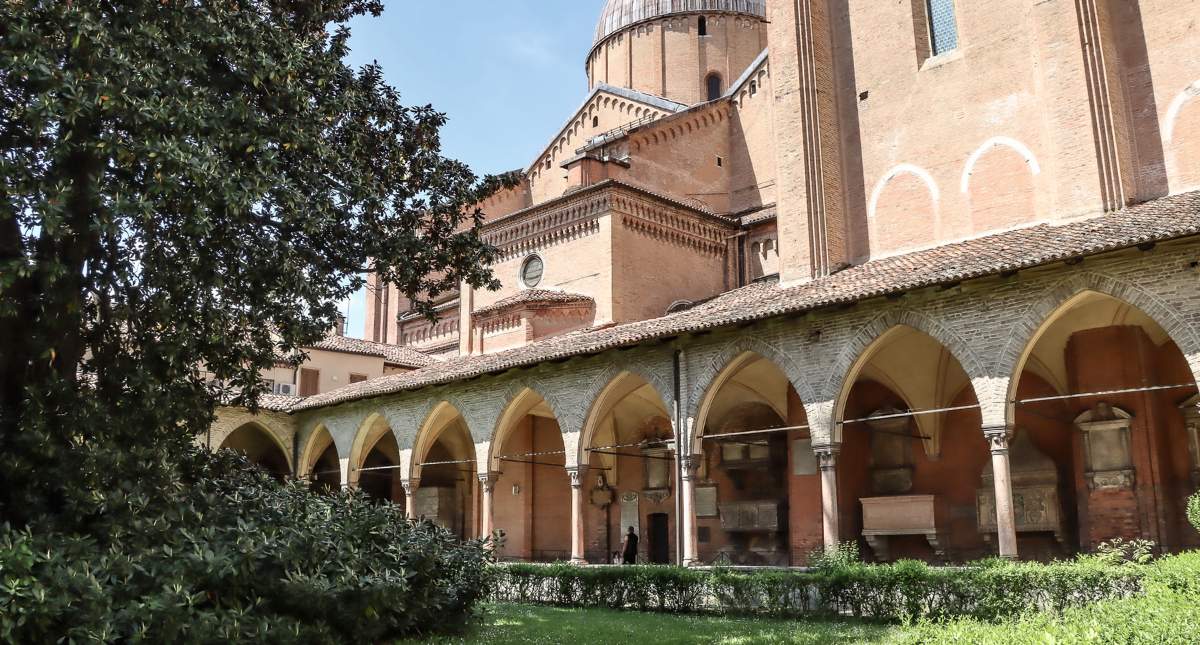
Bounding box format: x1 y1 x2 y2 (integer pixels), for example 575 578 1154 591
401 478 420 495
813 442 841 471
679 453 700 479
477 471 501 490
983 425 1011 455
566 465 589 488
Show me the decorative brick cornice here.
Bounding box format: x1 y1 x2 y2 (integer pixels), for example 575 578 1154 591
482 181 733 261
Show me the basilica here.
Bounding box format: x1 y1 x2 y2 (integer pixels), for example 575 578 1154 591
209 0 1200 566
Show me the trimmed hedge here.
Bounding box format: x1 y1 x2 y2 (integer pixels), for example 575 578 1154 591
491 558 1145 622
895 553 1200 644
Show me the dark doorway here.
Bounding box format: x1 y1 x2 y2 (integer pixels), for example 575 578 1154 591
648 513 670 564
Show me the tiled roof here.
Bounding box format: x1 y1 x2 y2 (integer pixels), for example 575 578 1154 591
474 290 595 316
307 335 435 369
288 190 1200 412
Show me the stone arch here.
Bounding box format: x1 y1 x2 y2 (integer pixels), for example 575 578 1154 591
410 400 474 480
960 136 1042 193
346 411 395 479
827 310 990 442
297 422 338 479
688 335 817 425
218 421 293 475
998 272 1200 424
688 337 817 455
576 363 674 466
488 382 569 471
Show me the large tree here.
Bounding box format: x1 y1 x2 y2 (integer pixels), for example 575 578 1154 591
0 0 510 527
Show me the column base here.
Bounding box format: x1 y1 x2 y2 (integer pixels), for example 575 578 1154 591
569 557 587 565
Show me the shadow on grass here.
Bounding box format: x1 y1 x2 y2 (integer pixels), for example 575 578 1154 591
404 603 898 645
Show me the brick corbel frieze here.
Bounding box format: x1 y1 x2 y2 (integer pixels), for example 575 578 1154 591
483 184 734 261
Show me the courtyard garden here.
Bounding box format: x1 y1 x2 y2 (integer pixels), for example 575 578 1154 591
419 501 1200 644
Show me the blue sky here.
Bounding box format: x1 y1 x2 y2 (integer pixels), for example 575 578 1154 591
338 1 607 338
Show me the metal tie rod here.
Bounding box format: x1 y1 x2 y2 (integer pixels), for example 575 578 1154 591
1016 382 1196 404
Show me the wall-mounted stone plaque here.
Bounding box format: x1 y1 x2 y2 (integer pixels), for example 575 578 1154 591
695 486 718 517
792 439 817 475
619 491 640 536
1075 403 1135 490
1180 395 1200 488
867 410 915 495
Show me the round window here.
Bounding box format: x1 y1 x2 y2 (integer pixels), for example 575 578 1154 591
520 255 544 288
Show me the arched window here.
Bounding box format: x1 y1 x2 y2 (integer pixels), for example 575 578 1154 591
698 16 708 36
925 0 959 56
592 116 599 128
706 73 723 101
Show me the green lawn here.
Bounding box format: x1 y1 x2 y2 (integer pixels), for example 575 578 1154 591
408 591 1200 644
408 603 894 644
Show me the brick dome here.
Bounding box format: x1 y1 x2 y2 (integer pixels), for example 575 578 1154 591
594 0 766 46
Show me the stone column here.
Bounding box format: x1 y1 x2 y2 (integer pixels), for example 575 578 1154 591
401 478 420 519
478 472 500 541
985 426 1019 559
338 457 352 491
567 466 588 564
680 454 700 566
815 443 841 549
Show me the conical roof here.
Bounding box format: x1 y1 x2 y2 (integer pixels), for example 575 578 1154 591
594 0 767 46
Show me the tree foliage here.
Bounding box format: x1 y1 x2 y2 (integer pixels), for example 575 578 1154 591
0 0 514 527
0 449 495 642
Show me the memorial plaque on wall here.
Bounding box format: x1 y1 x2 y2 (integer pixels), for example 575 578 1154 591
620 491 640 536
792 439 817 475
695 486 718 517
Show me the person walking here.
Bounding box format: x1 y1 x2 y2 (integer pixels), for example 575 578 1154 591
620 526 639 565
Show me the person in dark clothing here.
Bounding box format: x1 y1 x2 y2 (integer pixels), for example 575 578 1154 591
621 526 639 564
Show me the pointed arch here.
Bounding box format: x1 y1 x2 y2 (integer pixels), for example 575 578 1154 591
297 423 331 477
828 310 988 444
410 400 475 480
488 384 567 472
687 335 817 426
577 365 673 466
218 421 293 476
999 272 1200 424
688 341 813 455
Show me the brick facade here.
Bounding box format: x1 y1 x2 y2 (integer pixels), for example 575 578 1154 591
212 0 1200 564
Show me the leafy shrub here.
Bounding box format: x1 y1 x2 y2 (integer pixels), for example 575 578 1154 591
0 449 493 643
809 540 861 572
1188 492 1200 533
490 557 1145 622
1092 538 1157 565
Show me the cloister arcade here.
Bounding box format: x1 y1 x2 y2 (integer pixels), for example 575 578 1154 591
213 250 1200 567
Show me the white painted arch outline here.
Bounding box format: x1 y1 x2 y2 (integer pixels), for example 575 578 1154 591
867 164 941 221
1164 80 1200 145
960 136 1042 194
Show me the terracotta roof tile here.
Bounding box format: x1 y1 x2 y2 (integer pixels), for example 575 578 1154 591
307 335 435 369
290 190 1200 412
474 289 595 316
